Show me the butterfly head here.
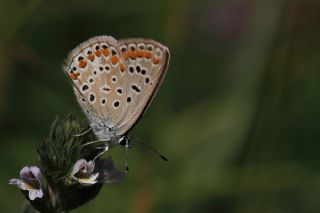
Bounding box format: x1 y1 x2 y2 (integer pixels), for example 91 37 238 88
118 135 132 149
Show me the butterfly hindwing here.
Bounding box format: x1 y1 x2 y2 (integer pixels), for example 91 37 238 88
115 39 170 135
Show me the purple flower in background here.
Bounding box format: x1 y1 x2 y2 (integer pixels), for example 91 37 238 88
70 159 99 185
9 166 43 200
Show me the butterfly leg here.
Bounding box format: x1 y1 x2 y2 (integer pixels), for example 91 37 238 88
74 126 92 137
81 138 108 147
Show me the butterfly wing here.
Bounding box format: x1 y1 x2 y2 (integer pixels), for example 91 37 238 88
114 39 170 135
63 36 170 136
63 36 129 129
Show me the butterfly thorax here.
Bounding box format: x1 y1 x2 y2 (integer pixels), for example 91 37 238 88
90 121 118 142
90 121 131 150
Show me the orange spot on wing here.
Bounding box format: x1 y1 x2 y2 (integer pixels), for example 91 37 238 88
70 73 78 80
123 52 129 60
152 58 160 65
137 50 145 58
111 55 119 65
95 50 101 57
75 72 80 76
119 63 125 72
87 54 95 62
128 51 137 59
103 49 110 56
78 60 87 68
145 52 152 59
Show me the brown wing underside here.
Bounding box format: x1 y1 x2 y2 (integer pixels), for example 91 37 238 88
63 36 170 136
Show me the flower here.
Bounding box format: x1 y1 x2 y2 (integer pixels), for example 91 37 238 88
70 157 124 185
9 166 43 200
70 159 99 185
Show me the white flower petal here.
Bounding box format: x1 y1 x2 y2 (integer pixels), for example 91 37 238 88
78 173 99 185
9 179 34 190
9 178 21 185
28 189 43 200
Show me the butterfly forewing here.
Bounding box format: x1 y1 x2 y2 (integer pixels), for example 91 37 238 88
64 36 169 137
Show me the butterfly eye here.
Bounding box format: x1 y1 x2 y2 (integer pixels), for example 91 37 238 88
119 136 128 146
119 139 126 146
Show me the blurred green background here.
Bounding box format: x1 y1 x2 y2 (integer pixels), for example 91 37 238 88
1 0 320 212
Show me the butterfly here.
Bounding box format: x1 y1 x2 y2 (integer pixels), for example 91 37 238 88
63 36 170 169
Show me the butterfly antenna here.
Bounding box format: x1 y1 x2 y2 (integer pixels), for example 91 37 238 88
132 137 168 161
